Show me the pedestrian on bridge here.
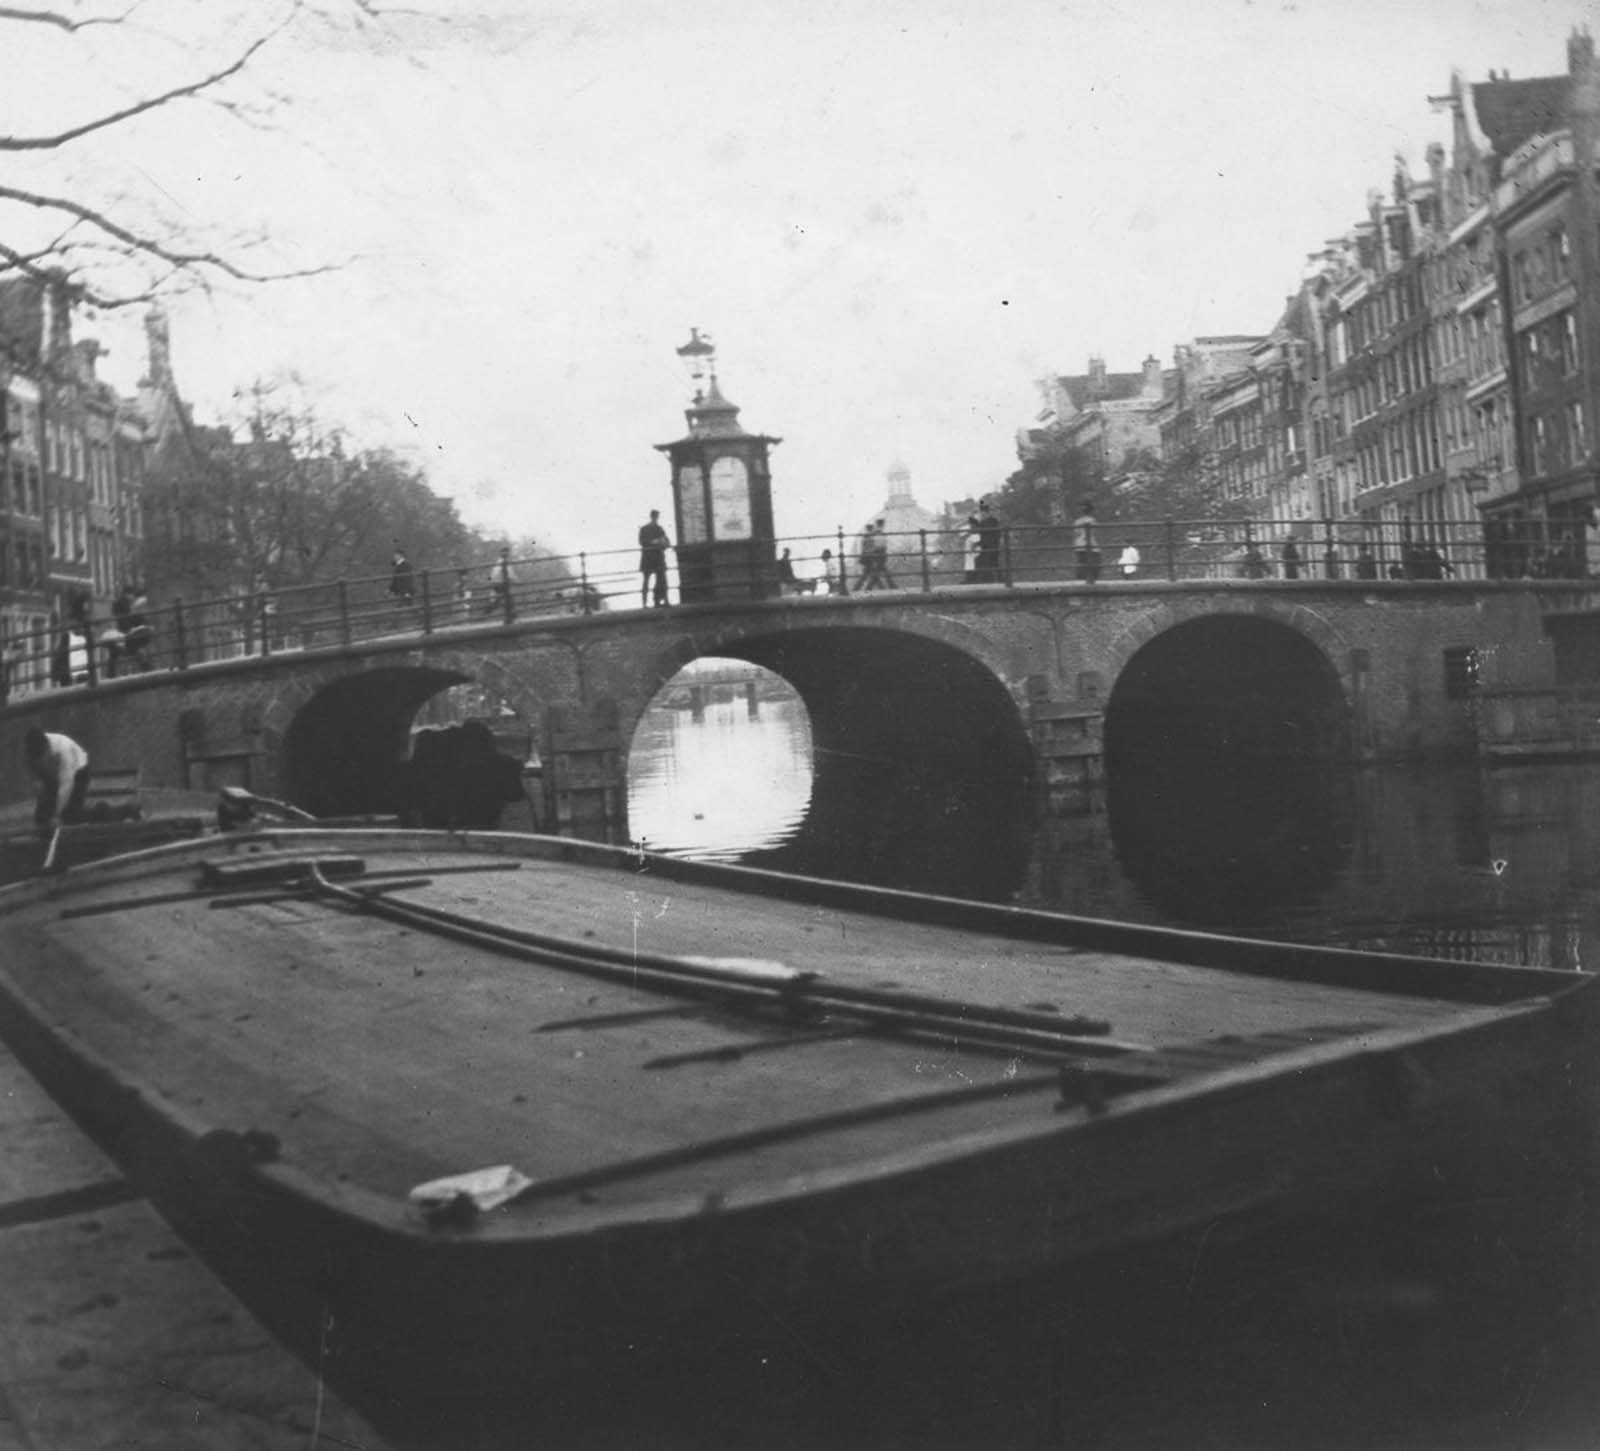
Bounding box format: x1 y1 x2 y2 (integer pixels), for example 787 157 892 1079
389 547 415 602
859 521 895 591
974 501 1002 584
492 548 515 619
775 548 800 595
1074 501 1101 583
639 510 672 607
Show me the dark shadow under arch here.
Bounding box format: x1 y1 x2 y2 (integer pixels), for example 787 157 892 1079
1103 616 1355 928
282 666 470 816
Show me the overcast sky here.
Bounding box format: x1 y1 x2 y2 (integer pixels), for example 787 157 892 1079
11 0 1591 569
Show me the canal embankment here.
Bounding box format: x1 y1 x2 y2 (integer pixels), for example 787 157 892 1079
0 1039 388 1450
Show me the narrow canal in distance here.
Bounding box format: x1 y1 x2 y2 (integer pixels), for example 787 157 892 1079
629 679 1600 971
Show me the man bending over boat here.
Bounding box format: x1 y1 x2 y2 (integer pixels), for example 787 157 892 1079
25 728 90 834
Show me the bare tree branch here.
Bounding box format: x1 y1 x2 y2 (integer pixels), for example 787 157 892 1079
0 4 136 32
0 30 277 151
0 0 394 304
0 182 341 302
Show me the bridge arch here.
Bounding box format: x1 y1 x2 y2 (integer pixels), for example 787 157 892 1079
1102 607 1356 925
1102 594 1356 713
627 623 1037 895
261 648 556 814
1103 604 1352 768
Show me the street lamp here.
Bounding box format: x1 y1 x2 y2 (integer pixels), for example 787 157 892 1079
675 328 717 403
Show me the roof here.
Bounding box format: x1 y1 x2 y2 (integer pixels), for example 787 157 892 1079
1469 74 1569 156
1054 371 1148 410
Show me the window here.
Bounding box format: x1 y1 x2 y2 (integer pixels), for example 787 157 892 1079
1562 312 1580 375
1444 646 1480 700
1553 225 1571 278
1568 401 1588 466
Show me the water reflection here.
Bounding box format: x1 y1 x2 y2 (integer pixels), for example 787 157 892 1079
627 692 813 861
754 746 1034 900
627 690 1600 969
1106 759 1356 930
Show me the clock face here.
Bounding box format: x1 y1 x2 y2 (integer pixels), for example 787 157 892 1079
709 455 751 539
677 464 707 543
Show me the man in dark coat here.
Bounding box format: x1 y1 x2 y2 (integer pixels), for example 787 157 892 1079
639 511 671 607
389 547 415 601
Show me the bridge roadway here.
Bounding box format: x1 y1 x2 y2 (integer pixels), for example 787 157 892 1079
0 575 1582 845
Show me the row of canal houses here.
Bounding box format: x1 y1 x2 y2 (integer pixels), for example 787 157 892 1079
0 278 185 691
1025 30 1600 581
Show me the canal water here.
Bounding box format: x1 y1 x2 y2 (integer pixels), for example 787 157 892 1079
629 681 1600 972
594 678 1600 1449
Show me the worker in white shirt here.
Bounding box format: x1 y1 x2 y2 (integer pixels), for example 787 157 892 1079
25 727 90 833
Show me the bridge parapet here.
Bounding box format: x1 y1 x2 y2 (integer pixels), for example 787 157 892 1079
0 569 1569 837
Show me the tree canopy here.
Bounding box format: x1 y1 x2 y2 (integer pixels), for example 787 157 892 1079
139 378 581 606
140 380 468 601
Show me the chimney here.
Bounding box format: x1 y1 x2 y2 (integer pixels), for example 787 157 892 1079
72 339 102 384
1088 355 1107 396
143 306 173 388
38 274 72 362
1141 354 1162 397
1570 27 1595 75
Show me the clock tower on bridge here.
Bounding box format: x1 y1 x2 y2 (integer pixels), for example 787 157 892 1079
655 330 781 603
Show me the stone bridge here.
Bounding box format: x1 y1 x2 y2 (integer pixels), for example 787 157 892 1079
0 578 1572 849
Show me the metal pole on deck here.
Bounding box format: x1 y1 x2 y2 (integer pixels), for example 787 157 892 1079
837 526 850 596
420 570 433 634
1165 518 1178 581
172 600 187 670
338 580 352 648
580 554 593 613
920 529 932 591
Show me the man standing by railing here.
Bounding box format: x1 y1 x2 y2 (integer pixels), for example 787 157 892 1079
638 510 672 607
974 501 1002 584
492 547 515 619
1074 500 1101 583
389 546 415 603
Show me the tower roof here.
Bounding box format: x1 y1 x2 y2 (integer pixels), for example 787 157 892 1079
684 375 745 439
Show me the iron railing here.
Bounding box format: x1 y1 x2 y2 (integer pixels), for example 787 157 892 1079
0 516 1585 704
